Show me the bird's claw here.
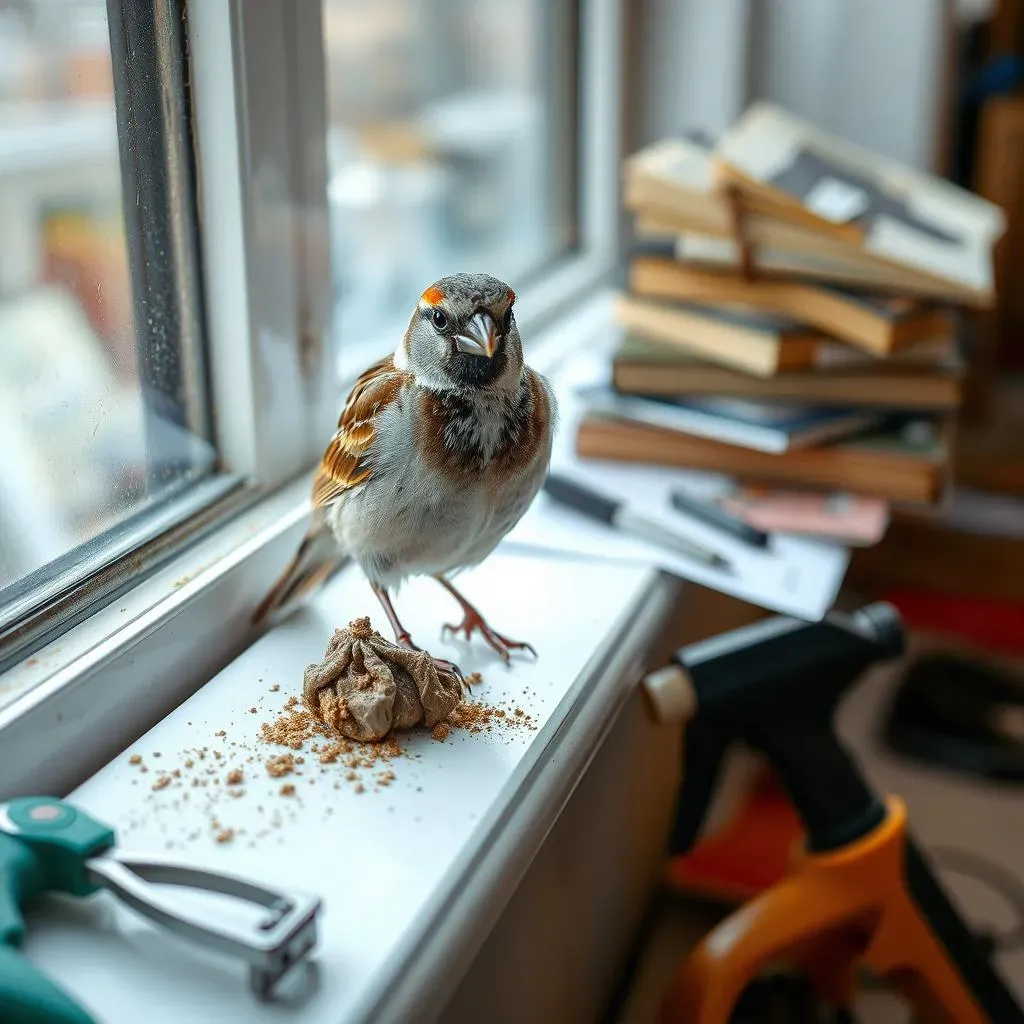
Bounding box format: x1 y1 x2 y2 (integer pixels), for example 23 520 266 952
442 612 536 666
393 634 466 687
432 656 466 685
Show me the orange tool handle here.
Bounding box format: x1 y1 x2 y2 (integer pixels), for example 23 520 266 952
661 798 1022 1023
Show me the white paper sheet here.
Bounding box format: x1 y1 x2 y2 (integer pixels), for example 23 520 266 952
502 341 850 620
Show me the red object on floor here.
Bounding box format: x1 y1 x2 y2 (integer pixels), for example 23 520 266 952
882 588 1024 657
666 766 803 904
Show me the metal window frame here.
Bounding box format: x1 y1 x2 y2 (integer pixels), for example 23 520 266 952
106 0 211 451
0 0 623 800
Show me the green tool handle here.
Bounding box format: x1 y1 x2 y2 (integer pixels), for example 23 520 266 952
0 798 115 1024
0 832 42 948
0 835 98 1024
0 946 97 1024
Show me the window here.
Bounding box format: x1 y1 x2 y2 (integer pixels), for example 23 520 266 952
323 0 581 377
0 0 227 663
0 0 616 675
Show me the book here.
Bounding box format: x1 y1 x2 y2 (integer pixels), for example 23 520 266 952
712 102 1004 305
634 226 983 302
614 293 827 377
623 136 723 229
576 386 881 454
575 415 950 505
717 488 890 547
624 136 993 304
611 334 964 411
629 255 954 357
626 136 922 267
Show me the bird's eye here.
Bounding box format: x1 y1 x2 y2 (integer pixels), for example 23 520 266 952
431 309 449 331
502 308 513 334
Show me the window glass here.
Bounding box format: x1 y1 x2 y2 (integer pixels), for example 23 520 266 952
0 1 213 603
323 0 579 377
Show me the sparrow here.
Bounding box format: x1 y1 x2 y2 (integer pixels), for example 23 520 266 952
253 273 556 675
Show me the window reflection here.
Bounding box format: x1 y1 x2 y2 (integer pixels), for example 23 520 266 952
0 0 213 595
323 0 578 378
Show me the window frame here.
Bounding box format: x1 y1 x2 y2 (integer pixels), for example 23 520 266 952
0 0 623 800
191 0 338 485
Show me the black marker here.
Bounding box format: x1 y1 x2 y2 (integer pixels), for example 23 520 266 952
669 489 770 549
543 474 733 574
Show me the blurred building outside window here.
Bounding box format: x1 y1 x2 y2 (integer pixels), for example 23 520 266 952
0 0 213 602
323 0 579 380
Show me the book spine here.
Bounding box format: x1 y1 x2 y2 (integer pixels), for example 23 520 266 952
575 418 939 504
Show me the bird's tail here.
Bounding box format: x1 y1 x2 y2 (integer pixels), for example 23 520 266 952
251 512 344 626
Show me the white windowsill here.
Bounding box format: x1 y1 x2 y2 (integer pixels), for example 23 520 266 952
22 553 679 1024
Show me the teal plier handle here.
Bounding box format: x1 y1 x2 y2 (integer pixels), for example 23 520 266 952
0 796 114 1024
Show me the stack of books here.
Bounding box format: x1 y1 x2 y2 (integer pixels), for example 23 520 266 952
578 103 1006 535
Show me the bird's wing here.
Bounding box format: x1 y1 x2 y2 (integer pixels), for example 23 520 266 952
251 508 340 625
311 355 408 508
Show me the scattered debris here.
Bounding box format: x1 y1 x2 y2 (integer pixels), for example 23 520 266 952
121 653 537 850
265 753 297 778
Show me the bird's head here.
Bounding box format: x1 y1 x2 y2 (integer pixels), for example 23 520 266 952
397 273 522 392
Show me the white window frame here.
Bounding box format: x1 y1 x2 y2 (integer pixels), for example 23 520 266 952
0 0 622 799
192 0 339 485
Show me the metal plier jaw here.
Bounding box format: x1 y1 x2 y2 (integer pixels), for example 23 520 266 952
86 851 321 999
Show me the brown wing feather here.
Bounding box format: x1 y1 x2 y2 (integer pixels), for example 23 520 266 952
311 356 409 508
251 510 340 625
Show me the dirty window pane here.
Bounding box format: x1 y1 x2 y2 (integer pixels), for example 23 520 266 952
0 2 214 601
323 0 579 378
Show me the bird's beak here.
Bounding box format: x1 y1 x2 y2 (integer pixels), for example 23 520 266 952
455 312 497 358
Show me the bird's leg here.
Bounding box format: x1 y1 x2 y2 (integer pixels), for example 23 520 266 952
435 576 537 665
371 583 416 647
370 583 463 679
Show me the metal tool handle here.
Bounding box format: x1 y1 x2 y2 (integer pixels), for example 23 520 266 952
86 852 321 999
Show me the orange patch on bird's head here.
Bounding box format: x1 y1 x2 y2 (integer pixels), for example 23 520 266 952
421 285 445 307
506 289 516 306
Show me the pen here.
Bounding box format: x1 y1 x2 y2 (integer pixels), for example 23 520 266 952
669 488 770 549
543 473 733 573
